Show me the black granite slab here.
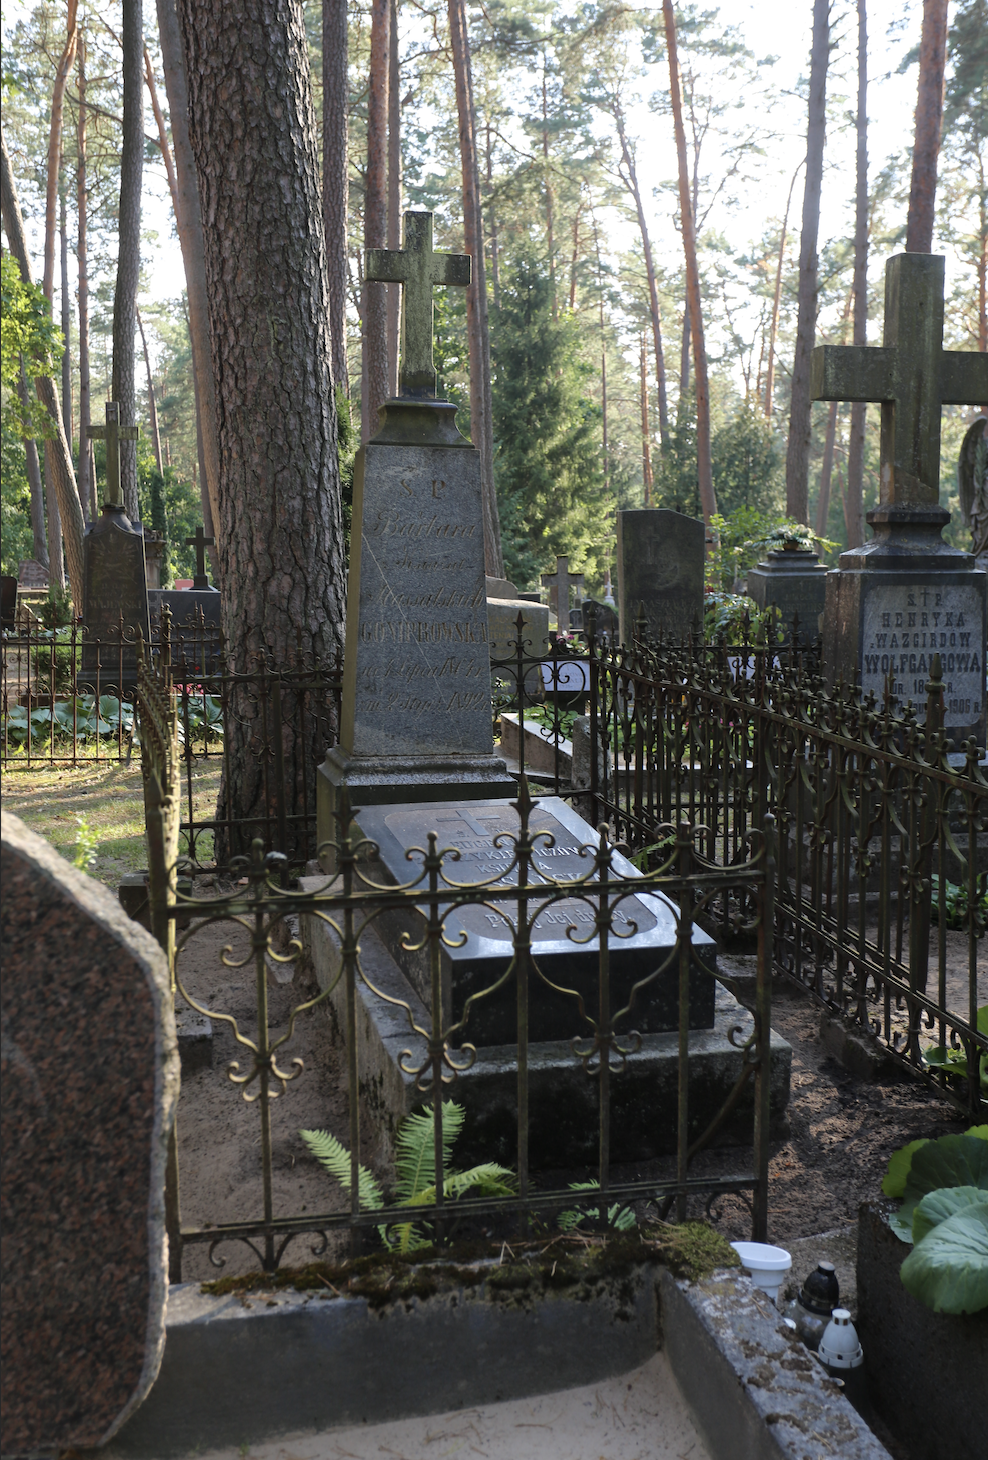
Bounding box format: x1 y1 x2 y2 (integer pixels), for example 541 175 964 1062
354 796 715 1047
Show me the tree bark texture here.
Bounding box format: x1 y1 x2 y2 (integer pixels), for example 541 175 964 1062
2 132 85 597
815 400 839 538
322 0 350 391
77 31 92 523
18 360 49 567
905 0 948 254
448 0 503 577
176 0 346 858
137 307 163 474
362 0 390 441
386 0 401 396
662 0 717 525
615 109 669 446
640 335 653 506
785 0 829 525
155 0 223 549
764 163 800 420
845 0 868 548
59 181 72 447
44 0 78 302
44 455 65 590
112 0 143 521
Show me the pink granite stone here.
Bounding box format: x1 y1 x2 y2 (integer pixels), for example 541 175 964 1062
0 814 179 1452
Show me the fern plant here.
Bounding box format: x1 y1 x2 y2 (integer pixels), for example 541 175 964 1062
557 1180 636 1233
300 1101 515 1253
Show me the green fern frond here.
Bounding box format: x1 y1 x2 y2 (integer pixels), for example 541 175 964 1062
558 1179 636 1232
444 1163 515 1200
298 1128 385 1212
393 1102 464 1203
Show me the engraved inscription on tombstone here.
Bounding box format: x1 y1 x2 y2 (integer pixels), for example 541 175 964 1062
859 582 984 727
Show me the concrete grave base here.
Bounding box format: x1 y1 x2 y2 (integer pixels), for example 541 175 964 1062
99 1268 890 1460
300 904 791 1168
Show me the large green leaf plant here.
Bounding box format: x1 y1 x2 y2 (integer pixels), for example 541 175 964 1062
881 1126 988 1314
300 1101 514 1254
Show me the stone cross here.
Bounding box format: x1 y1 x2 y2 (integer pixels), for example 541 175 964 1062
86 401 140 510
541 556 584 622
365 211 471 398
811 253 988 506
185 524 215 589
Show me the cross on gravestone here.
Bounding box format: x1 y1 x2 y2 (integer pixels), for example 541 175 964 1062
366 211 471 398
811 253 988 505
86 401 141 509
540 556 584 622
185 524 215 589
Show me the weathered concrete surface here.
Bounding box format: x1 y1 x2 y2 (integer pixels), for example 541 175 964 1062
857 1201 988 1460
661 1267 892 1460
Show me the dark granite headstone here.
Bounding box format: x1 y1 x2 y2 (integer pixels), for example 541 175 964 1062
0 813 178 1453
617 508 705 645
354 796 715 1047
148 590 222 673
81 506 150 685
583 597 619 639
746 548 828 643
1 575 16 630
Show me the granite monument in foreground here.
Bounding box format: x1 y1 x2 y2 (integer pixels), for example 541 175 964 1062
318 212 513 856
813 253 988 746
0 814 178 1453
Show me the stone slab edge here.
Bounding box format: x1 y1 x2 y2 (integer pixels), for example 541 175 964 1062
99 1265 659 1458
1 812 180 1446
660 1267 892 1460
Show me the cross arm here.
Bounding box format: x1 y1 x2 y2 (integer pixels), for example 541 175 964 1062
365 248 408 284
85 424 140 440
810 345 895 403
940 351 988 406
435 255 471 288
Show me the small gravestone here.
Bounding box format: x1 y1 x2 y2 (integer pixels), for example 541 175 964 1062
583 597 618 640
143 529 166 590
541 555 584 626
318 212 513 850
1 575 16 630
486 574 551 690
813 254 988 744
746 546 828 643
17 558 48 590
0 813 178 1453
617 508 705 645
82 403 148 685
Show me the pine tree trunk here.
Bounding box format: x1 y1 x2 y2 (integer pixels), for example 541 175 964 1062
176 0 346 857
137 307 163 475
362 0 390 441
592 205 608 498
448 0 503 576
662 0 716 525
845 0 869 548
816 401 839 538
2 133 85 597
323 0 350 391
112 0 143 521
615 110 669 446
44 0 78 302
785 0 829 525
77 32 92 524
640 336 653 506
386 0 400 396
156 0 223 557
764 163 801 420
59 181 72 447
18 360 49 567
905 0 948 254
44 454 64 589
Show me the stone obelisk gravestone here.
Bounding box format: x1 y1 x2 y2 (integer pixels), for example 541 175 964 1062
148 523 221 656
541 555 584 628
616 508 705 645
317 212 513 852
813 253 988 745
82 402 149 682
1 814 178 1453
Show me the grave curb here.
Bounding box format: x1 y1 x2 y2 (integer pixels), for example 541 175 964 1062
99 1265 891 1459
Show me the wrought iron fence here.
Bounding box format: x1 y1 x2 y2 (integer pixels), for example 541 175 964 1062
137 644 777 1279
582 616 987 1120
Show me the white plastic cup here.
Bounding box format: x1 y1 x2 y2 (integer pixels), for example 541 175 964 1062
730 1241 793 1306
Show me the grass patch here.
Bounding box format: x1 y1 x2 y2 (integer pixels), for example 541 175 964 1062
0 759 222 888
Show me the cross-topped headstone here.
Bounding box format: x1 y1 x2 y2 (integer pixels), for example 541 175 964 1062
811 254 988 504
540 556 584 622
366 211 471 398
185 525 215 589
86 401 141 509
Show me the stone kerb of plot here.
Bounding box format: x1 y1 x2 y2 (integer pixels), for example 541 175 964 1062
0 813 179 1454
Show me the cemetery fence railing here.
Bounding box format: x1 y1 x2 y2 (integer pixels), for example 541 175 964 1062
137 643 777 1277
580 610 988 1122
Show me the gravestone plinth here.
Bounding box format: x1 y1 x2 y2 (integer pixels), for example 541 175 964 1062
318 398 514 859
746 547 828 643
0 814 179 1453
353 795 714 1045
81 504 150 685
617 508 705 645
812 253 988 745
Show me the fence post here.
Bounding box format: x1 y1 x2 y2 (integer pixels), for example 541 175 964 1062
752 814 776 1243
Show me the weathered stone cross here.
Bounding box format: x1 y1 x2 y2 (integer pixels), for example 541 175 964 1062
541 556 584 622
86 402 140 510
185 525 215 589
366 211 471 398
811 253 988 506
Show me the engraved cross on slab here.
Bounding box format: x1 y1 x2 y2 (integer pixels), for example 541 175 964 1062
811 253 988 506
366 211 471 398
185 524 214 589
86 402 140 509
540 556 584 621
